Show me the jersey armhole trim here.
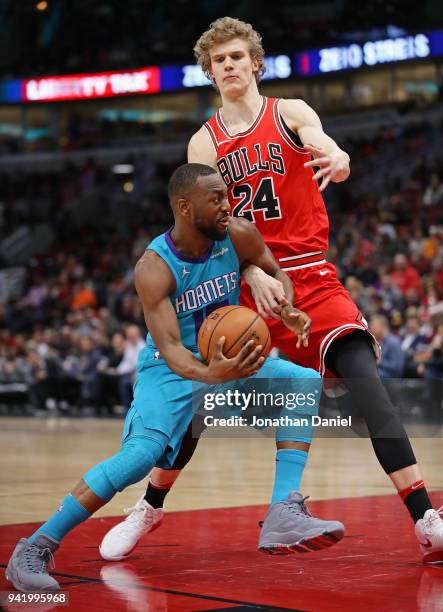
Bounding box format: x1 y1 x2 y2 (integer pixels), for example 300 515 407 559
274 99 309 154
203 122 218 154
145 246 179 295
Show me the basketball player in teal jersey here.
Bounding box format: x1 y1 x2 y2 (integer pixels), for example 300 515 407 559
6 164 343 593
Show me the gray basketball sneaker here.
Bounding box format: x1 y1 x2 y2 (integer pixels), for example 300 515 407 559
5 535 60 592
259 491 345 554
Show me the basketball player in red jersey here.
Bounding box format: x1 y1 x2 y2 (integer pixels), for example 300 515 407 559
102 17 443 562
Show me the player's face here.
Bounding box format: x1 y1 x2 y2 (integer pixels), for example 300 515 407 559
209 38 259 97
192 174 231 241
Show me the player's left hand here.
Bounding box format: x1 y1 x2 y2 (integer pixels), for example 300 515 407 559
303 144 350 192
280 306 311 348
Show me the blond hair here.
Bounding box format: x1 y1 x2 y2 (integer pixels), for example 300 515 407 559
194 17 265 84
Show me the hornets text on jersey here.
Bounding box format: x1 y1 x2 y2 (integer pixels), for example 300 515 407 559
146 229 240 354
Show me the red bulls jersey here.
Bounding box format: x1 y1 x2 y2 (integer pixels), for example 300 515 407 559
204 96 329 264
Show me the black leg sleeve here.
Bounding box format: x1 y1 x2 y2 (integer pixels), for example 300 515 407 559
325 331 417 474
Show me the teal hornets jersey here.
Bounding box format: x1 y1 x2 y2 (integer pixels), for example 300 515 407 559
146 228 241 353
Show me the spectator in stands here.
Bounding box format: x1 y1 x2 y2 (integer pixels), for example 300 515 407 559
391 254 421 297
61 336 102 411
20 276 49 310
423 282 443 318
116 324 145 411
116 294 139 323
419 323 443 379
0 355 26 383
378 272 405 312
389 310 403 334
97 307 120 338
404 287 422 310
53 325 74 359
401 314 429 377
365 292 388 319
423 173 443 207
96 332 125 415
70 281 98 310
25 348 50 413
344 276 367 312
370 315 405 378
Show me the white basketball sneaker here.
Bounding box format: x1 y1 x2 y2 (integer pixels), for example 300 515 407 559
99 496 164 561
415 506 443 564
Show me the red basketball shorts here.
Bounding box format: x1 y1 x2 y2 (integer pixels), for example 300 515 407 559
240 256 379 377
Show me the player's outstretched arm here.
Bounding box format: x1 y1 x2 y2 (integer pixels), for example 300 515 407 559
279 98 350 192
231 219 290 314
134 250 264 384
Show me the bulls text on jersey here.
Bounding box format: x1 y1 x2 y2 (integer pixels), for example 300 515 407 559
217 143 285 186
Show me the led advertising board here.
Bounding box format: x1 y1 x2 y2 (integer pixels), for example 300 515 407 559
23 67 161 102
294 32 443 76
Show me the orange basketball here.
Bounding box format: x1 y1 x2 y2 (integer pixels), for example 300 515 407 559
197 305 271 363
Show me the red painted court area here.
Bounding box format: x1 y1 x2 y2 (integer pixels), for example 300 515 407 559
1 493 442 612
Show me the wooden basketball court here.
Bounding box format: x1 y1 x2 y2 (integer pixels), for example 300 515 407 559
0 417 442 610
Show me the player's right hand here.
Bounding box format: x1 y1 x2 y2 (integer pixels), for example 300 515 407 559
205 337 265 383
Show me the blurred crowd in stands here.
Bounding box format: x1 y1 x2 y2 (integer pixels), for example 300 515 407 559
0 112 199 156
0 153 177 414
0 153 175 242
1 110 443 416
